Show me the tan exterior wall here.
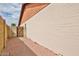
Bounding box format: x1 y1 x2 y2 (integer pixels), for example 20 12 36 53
0 17 5 54
11 26 17 37
4 23 7 47
5 24 11 46
7 26 13 39
0 16 14 54
22 4 79 55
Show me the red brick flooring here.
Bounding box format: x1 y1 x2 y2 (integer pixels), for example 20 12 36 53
1 37 57 56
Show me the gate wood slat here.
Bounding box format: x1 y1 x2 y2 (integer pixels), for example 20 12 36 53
17 27 24 37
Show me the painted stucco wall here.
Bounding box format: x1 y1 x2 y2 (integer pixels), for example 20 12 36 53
24 4 79 55
0 17 5 54
5 24 11 46
5 23 7 47
0 16 13 54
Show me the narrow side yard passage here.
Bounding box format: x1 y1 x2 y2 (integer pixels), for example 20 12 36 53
1 38 36 56
1 37 57 56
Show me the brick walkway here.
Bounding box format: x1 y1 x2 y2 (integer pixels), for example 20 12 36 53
1 37 57 56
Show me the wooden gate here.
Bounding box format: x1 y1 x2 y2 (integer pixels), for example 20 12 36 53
17 27 24 37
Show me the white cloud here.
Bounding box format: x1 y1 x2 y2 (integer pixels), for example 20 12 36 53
0 3 22 26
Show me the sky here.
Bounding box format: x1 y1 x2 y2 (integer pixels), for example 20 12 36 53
0 3 22 26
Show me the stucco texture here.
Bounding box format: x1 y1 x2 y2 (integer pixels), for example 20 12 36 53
25 4 79 55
